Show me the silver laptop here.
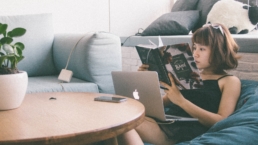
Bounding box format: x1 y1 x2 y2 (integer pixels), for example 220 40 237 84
111 71 198 122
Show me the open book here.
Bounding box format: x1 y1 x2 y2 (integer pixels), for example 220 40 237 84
135 42 203 90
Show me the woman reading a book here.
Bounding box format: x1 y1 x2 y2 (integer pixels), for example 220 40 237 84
117 23 241 145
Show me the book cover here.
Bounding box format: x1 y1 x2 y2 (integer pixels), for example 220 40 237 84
136 43 203 90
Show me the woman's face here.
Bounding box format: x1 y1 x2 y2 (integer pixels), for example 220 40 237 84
192 43 211 70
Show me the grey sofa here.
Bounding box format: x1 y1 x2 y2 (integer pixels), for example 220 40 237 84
0 13 122 94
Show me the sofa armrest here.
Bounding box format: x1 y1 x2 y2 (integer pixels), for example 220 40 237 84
53 32 122 94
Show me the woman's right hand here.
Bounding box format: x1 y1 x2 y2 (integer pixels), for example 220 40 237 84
138 64 149 71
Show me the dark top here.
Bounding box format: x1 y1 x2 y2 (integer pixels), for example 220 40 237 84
159 75 232 143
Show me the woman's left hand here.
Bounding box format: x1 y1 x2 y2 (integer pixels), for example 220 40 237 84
160 73 185 106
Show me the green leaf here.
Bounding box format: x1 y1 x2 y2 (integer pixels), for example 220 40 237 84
17 55 24 63
15 47 22 56
14 42 25 50
13 47 19 57
0 37 13 44
0 24 7 34
8 28 26 37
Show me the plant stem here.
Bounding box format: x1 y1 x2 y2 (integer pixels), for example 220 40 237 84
6 60 9 67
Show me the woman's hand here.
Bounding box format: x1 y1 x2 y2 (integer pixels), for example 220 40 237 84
160 73 185 106
138 64 149 71
190 72 203 88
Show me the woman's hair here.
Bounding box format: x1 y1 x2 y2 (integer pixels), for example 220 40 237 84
191 23 240 73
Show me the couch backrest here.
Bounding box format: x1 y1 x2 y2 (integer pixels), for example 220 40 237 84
53 32 122 94
0 13 57 76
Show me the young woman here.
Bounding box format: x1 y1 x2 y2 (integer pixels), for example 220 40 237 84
117 23 241 145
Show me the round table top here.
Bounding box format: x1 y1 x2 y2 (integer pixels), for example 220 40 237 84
0 92 145 145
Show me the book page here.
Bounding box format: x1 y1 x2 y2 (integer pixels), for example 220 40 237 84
136 45 171 86
159 43 203 90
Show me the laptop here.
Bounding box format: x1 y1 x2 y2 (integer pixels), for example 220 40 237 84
111 71 198 122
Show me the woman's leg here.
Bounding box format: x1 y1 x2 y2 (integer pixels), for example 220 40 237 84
117 129 144 145
136 117 176 145
118 117 176 145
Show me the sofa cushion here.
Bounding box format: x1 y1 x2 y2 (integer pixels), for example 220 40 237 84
0 13 57 76
171 0 199 11
27 76 99 93
177 80 258 145
53 32 122 94
141 11 199 36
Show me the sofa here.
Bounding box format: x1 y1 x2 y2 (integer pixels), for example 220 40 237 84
0 13 122 94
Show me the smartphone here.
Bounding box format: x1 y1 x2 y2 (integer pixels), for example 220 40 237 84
94 96 127 103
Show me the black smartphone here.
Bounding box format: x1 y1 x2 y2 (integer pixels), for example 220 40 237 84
94 96 127 103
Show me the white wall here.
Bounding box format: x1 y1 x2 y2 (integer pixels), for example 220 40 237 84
0 0 109 34
110 0 173 36
0 0 173 36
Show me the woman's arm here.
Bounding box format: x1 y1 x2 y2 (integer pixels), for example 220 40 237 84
161 73 241 127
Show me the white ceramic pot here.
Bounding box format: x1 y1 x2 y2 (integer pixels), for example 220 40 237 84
0 71 28 110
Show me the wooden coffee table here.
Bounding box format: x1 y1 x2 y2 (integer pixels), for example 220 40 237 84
0 92 145 145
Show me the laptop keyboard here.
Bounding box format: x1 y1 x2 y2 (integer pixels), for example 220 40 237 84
165 114 198 121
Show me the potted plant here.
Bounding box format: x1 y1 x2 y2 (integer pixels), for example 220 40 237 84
0 23 28 110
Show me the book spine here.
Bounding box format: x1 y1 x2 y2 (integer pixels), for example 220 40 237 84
152 49 171 86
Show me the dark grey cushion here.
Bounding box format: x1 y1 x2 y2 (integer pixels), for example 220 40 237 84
237 0 257 6
193 0 219 31
171 0 199 11
141 11 200 36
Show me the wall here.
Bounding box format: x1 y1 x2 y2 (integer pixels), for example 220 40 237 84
0 0 173 36
0 0 109 34
110 0 173 36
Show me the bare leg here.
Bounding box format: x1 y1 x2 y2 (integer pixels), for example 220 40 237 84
118 117 176 145
136 117 176 145
117 129 144 145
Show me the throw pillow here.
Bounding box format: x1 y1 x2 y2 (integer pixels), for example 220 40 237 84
236 0 257 6
141 11 200 36
171 0 199 11
193 0 219 32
